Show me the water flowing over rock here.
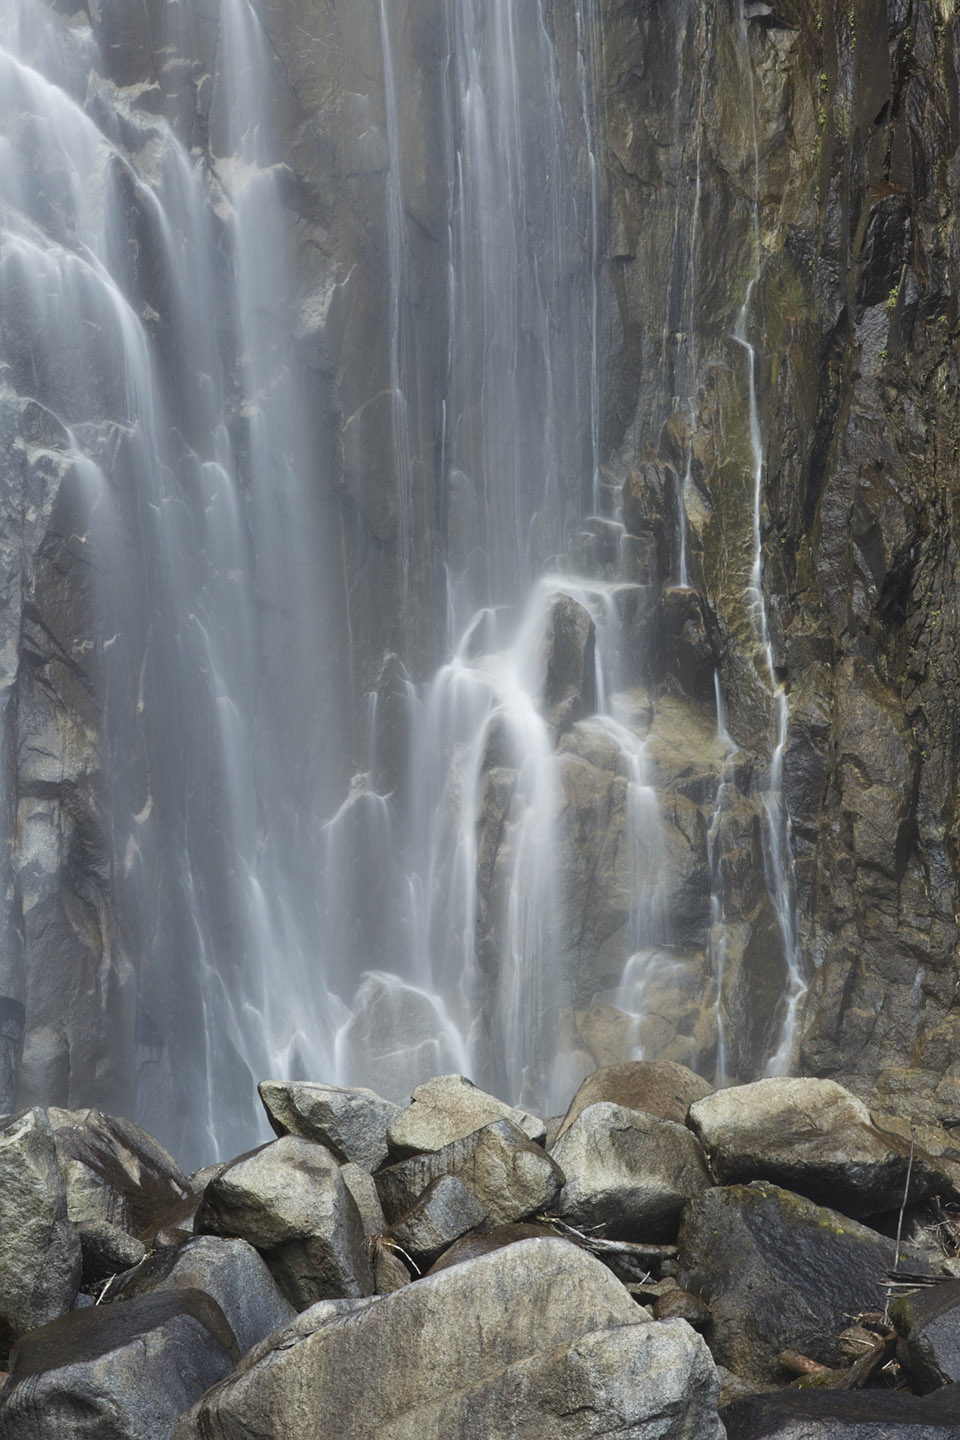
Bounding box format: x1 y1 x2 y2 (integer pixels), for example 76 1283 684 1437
0 0 959 1178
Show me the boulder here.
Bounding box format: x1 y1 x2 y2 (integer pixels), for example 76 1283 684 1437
258 1081 400 1172
426 1221 558 1273
47 1108 189 1235
105 1234 296 1355
678 1181 935 1386
554 1060 714 1140
549 1101 712 1240
687 1077 955 1218
76 1220 145 1289
386 1073 545 1158
375 1118 564 1227
722 1385 960 1439
891 1280 960 1393
171 1237 724 1440
340 1161 388 1236
0 1108 82 1364
389 1174 487 1267
195 1135 375 1309
0 1288 239 1439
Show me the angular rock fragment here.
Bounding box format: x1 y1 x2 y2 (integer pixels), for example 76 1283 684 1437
106 1234 296 1355
172 1237 724 1440
195 1135 374 1309
375 1118 563 1226
48 1107 189 1235
0 1108 82 1364
679 1180 935 1386
687 1077 956 1218
549 1101 712 1239
258 1080 400 1172
340 1161 388 1236
555 1060 714 1140
891 1279 960 1393
0 1288 239 1440
386 1073 545 1158
388 1174 487 1267
76 1219 145 1289
426 1222 558 1273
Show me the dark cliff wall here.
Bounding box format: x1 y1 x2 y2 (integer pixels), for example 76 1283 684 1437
598 0 960 1119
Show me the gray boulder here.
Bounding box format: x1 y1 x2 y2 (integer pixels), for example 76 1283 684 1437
195 1135 375 1309
722 1385 960 1439
687 1078 955 1219
555 1060 713 1141
76 1220 145 1289
340 1161 387 1236
172 1237 724 1440
389 1174 487 1267
549 1101 712 1240
258 1080 400 1172
679 1180 935 1386
0 1288 239 1440
891 1280 960 1393
375 1117 564 1226
426 1221 559 1274
386 1073 545 1158
0 1108 82 1364
105 1234 296 1355
48 1107 189 1235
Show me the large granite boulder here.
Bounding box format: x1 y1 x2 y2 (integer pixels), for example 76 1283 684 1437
195 1135 375 1309
687 1078 956 1218
258 1081 400 1172
386 1074 545 1158
388 1174 487 1267
0 1108 82 1364
172 1237 724 1439
554 1060 714 1141
0 1288 239 1439
549 1101 712 1240
375 1118 564 1226
47 1108 189 1236
679 1180 937 1386
105 1234 296 1355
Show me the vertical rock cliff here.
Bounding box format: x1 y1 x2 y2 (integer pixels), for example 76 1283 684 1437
2 0 959 1161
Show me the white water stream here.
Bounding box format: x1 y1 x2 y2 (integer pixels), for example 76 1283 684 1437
0 0 809 1160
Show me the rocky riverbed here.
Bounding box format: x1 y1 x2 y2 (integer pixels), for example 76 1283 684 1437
4 1063 960 1438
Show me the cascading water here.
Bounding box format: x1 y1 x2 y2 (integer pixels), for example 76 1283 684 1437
0 0 348 1162
1 0 820 1164
730 5 804 1074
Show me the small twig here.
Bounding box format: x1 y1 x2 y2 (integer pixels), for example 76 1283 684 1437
885 1128 916 1325
538 1216 677 1260
779 1350 834 1378
834 1334 896 1391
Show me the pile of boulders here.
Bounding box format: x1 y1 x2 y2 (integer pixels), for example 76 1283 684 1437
4 1065 960 1438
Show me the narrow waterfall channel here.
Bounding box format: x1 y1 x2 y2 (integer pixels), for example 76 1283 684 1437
0 0 828 1166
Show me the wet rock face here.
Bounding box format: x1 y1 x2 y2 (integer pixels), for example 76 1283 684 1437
4 0 960 1137
596 0 960 1110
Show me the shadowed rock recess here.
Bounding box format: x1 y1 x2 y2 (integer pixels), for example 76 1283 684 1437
1 0 960 1222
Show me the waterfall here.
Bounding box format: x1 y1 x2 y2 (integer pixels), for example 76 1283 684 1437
0 0 348 1162
733 6 805 1075
1 0 820 1161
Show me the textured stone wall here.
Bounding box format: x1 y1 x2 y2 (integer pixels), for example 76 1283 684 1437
4 0 960 1136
